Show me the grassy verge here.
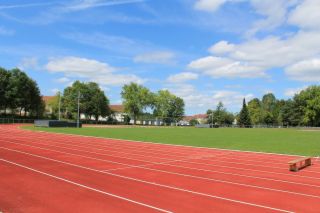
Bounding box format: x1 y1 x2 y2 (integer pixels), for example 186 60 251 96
22 126 320 156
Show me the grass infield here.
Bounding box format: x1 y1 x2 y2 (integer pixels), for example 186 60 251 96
23 126 320 156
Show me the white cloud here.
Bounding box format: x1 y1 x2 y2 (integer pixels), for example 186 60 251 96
167 83 253 112
134 51 176 64
45 56 144 86
194 0 227 12
188 56 266 78
247 0 299 36
190 27 320 80
46 56 114 77
288 0 320 30
208 41 235 55
284 86 307 97
18 57 38 70
285 58 320 82
167 72 198 83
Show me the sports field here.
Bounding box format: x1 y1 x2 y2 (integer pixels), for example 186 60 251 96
24 125 320 156
1 124 320 212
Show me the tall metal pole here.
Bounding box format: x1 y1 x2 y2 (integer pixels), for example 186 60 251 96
58 92 61 121
211 112 214 128
77 91 80 128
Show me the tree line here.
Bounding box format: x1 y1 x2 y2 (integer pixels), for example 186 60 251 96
48 81 185 124
247 86 320 127
121 83 185 124
0 67 44 117
205 85 320 127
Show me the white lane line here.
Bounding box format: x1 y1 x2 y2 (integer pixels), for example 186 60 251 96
3 133 312 170
0 158 172 213
2 140 320 187
3 135 320 175
4 147 317 200
5 129 306 165
3 137 320 181
0 147 298 213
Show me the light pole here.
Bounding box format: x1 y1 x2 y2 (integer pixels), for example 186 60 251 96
211 112 214 128
58 91 61 121
77 91 80 128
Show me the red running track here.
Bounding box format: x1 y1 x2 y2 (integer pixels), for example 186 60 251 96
0 124 320 213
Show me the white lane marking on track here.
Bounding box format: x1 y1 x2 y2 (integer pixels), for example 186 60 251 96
2 140 320 189
8 128 317 172
0 147 303 212
3 132 315 170
2 137 320 181
4 133 320 175
0 159 172 213
3 128 308 167
2 146 319 200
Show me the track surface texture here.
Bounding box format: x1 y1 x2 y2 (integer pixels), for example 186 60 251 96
1 124 320 213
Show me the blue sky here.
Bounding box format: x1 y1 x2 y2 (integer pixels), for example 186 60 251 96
1 0 320 115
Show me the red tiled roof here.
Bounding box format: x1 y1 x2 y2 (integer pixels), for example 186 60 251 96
42 96 55 103
183 114 207 122
110 104 125 113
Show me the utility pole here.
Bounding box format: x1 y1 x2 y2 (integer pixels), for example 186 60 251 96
77 91 80 128
58 91 61 121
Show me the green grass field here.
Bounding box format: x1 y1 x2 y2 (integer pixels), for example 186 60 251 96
23 126 320 156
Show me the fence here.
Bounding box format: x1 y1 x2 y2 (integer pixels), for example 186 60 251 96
0 118 35 124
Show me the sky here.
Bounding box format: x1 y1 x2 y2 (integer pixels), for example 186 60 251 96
0 0 320 115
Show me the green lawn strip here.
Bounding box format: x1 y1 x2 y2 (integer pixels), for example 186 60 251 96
22 126 320 156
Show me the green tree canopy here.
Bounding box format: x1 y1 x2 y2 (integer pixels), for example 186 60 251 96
294 86 320 126
62 81 110 120
1 68 44 117
239 98 252 127
247 98 262 125
0 67 10 113
206 102 234 126
121 83 153 124
153 90 185 124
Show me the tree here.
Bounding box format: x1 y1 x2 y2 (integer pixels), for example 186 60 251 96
121 83 153 124
294 86 320 126
206 102 234 126
62 81 110 120
86 82 110 121
247 98 262 125
4 68 44 117
153 90 185 124
214 102 226 125
168 96 185 123
239 98 251 127
279 99 301 126
190 119 200 126
0 67 10 114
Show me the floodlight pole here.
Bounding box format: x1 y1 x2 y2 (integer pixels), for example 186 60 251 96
58 92 61 121
77 91 80 128
211 112 214 127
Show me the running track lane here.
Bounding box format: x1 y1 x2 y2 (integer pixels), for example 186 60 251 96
0 125 316 212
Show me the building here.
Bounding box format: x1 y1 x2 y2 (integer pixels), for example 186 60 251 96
109 105 126 122
182 114 207 125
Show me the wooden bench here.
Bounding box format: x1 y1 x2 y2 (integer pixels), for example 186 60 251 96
288 157 312 172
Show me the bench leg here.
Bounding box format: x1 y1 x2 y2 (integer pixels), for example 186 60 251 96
289 164 298 172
